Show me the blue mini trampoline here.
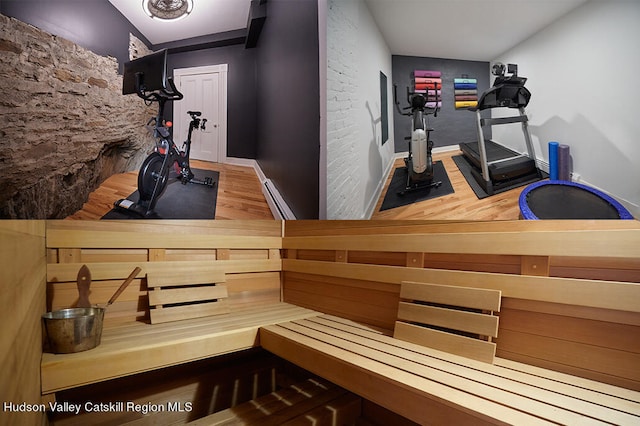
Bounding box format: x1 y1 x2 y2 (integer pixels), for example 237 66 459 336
519 180 634 220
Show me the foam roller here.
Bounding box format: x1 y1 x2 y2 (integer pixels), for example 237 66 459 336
548 141 559 180
558 144 571 181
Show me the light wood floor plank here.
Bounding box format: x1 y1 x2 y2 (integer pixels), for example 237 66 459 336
67 160 274 220
71 151 531 221
371 150 525 220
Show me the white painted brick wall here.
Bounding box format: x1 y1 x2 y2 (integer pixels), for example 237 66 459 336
326 0 396 219
326 0 363 219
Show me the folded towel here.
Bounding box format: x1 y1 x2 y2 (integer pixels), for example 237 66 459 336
454 78 477 84
413 77 442 85
455 100 478 109
415 82 439 90
454 89 477 95
413 70 441 78
454 82 477 90
414 89 442 97
455 95 477 101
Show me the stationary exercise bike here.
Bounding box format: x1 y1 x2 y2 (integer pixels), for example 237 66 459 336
394 83 442 194
114 71 215 218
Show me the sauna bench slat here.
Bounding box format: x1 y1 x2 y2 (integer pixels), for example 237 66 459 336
41 303 321 394
260 314 640 426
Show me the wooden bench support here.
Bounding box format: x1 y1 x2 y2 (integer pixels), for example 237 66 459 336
41 303 320 394
260 315 640 426
189 378 361 425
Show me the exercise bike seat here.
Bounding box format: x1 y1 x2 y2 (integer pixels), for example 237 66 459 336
187 111 202 117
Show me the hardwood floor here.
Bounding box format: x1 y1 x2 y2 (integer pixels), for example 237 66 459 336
371 150 530 220
67 160 274 220
70 151 531 221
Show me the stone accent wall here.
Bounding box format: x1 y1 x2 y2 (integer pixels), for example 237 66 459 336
130 33 153 61
0 15 155 218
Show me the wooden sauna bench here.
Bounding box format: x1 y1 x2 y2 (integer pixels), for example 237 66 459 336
275 220 640 424
261 314 640 426
41 303 321 394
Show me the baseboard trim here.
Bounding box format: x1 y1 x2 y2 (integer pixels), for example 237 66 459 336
364 155 396 219
226 157 296 220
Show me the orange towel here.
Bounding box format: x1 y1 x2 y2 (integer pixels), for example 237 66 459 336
415 82 439 90
413 77 442 85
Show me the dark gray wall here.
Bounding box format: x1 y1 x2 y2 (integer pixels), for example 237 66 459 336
167 47 258 159
0 0 149 72
3 0 321 217
255 0 320 219
2 1 259 160
392 55 491 153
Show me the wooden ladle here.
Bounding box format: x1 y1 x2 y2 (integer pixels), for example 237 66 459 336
103 267 142 308
76 265 141 308
76 264 92 308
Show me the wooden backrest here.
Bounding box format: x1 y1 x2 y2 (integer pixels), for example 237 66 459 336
45 220 284 327
147 269 229 324
281 221 640 390
393 281 501 363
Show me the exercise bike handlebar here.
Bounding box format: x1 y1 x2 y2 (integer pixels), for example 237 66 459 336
162 78 184 101
134 73 184 103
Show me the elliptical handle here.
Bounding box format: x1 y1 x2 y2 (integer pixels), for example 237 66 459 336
393 84 412 116
433 82 439 118
393 84 401 114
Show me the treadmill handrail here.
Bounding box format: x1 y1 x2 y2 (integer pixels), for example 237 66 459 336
480 115 528 126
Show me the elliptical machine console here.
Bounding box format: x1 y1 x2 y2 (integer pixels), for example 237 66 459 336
394 80 442 195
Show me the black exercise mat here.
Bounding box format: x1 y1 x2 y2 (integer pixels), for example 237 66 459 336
102 169 219 219
380 161 454 211
452 154 490 199
452 154 546 199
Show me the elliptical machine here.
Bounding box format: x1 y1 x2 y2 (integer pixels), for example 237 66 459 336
394 82 442 194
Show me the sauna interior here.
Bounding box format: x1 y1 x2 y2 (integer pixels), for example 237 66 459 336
2 220 640 425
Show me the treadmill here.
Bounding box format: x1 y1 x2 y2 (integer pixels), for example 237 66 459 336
459 63 542 195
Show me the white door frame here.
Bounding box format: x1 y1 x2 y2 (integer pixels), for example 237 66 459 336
173 64 228 162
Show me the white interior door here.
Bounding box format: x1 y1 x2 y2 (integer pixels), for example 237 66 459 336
174 65 228 163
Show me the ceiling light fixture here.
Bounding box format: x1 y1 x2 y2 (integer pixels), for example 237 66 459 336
142 0 194 21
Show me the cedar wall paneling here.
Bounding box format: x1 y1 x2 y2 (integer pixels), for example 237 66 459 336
282 220 640 390
46 220 283 326
0 221 47 425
